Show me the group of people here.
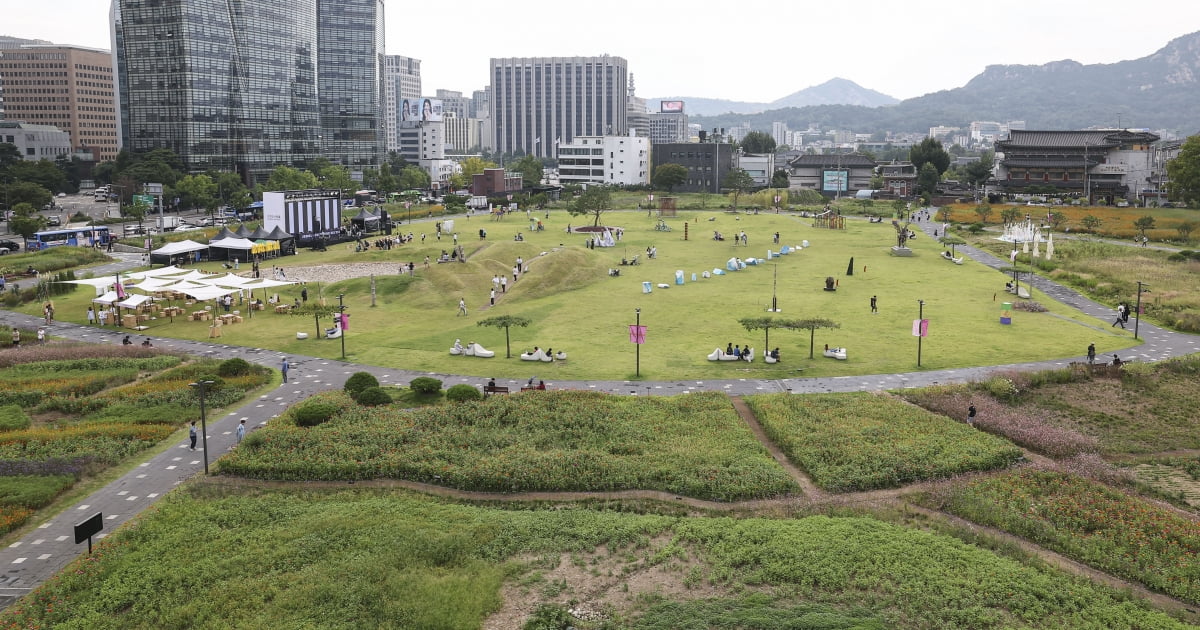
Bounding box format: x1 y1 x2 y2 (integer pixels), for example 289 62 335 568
1112 302 1133 329
724 342 752 361
120 335 153 347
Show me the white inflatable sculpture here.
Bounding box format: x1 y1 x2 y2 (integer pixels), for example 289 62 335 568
520 348 553 362
823 347 848 360
463 342 495 358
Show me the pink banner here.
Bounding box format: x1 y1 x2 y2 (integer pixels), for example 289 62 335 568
911 319 929 337
340 313 350 331
628 325 646 344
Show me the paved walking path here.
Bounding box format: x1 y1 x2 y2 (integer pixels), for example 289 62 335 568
0 223 1196 609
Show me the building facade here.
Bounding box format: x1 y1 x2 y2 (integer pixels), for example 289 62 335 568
994 129 1160 203
489 55 628 158
737 152 775 188
0 121 73 160
649 142 734 193
472 168 523 197
317 0 385 169
383 55 421 153
443 112 481 153
648 111 688 144
785 154 877 197
0 44 118 161
435 89 470 120
556 133 649 187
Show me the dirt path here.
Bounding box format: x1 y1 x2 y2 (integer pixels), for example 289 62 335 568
728 395 824 497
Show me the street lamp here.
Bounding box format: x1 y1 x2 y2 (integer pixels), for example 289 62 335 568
189 380 215 475
635 308 641 377
337 293 346 359
916 299 925 367
1135 281 1150 340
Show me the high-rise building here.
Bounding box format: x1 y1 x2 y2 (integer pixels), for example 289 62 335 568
383 55 421 153
435 89 470 120
649 100 687 144
470 88 488 119
771 122 789 148
626 74 648 138
318 0 385 169
113 0 383 184
0 44 118 160
489 55 628 158
0 35 51 119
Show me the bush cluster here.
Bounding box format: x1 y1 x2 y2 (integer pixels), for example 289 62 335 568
343 372 379 398
217 358 253 377
0 405 31 432
408 377 442 395
445 384 483 402
294 401 339 427
355 387 392 407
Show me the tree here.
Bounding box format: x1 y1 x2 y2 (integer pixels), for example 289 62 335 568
739 131 776 154
857 199 874 213
9 209 44 239
739 316 800 355
891 199 907 216
974 203 993 223
1081 215 1103 233
0 143 20 171
447 171 469 191
319 165 354 195
127 196 151 226
1167 135 1200 207
568 185 613 226
1176 220 1197 240
477 315 531 359
0 181 52 210
1000 206 1021 226
398 165 431 191
7 160 68 194
511 154 544 188
1048 211 1067 230
963 151 995 189
771 169 790 189
1133 215 1156 240
459 156 496 181
722 168 756 211
794 318 841 359
939 234 966 257
910 137 951 175
936 206 952 222
652 164 687 193
174 174 218 213
917 163 940 196
266 165 319 191
211 171 251 209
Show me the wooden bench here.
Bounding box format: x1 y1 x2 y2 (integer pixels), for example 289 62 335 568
483 385 509 395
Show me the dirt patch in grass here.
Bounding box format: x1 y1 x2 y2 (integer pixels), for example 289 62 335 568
1132 463 1200 508
482 534 727 628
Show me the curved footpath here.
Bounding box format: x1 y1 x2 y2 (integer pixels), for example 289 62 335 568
0 227 1197 610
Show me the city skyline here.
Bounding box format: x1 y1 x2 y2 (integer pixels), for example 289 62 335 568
6 0 1199 104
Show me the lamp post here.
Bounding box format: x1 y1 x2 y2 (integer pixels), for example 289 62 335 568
1135 281 1150 340
635 308 641 377
337 293 346 359
917 299 925 367
189 380 215 475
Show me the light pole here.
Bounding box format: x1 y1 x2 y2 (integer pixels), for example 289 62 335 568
635 308 641 377
189 380 215 475
337 293 346 359
1135 281 1150 340
917 299 925 367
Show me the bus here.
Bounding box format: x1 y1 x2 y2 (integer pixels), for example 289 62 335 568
25 227 111 252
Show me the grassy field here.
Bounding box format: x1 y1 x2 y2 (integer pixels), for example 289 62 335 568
744 393 1023 492
0 486 1191 630
220 390 799 501
31 208 1138 380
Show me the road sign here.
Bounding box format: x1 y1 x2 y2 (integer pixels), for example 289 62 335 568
144 183 163 195
133 194 154 208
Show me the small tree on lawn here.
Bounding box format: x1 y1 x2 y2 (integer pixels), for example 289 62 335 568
999 206 1021 226
1081 214 1103 233
1047 211 1067 230
738 316 794 354
1133 215 1156 240
722 168 755 211
939 234 966 257
652 164 687 193
477 315 531 358
567 185 613 227
1176 220 1197 240
794 318 840 359
974 203 993 224
891 199 907 217
936 206 952 222
290 303 340 339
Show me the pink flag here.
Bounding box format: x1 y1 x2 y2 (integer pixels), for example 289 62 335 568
339 313 350 331
115 274 126 299
628 325 646 344
911 319 929 337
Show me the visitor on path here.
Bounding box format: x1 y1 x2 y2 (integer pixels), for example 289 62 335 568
36 328 45 344
281 357 290 383
512 266 519 282
142 338 152 347
967 404 977 426
1112 354 1123 367
122 335 132 346
189 421 197 451
1087 343 1096 365
457 298 468 316
490 288 496 306
236 420 246 445
492 275 500 290
86 306 95 325
870 296 878 313
500 276 507 293
10 328 18 348
301 287 308 303
1112 304 1126 329
1122 303 1131 324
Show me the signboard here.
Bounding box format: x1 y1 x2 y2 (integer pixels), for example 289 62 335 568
144 183 163 195
133 194 154 208
911 319 929 337
402 98 443 122
74 512 103 553
660 100 684 113
628 325 646 344
822 170 848 192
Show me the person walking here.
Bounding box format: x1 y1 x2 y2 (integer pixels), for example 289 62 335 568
10 327 18 348
457 298 467 316
489 288 496 306
500 275 507 293
870 296 878 314
36 328 45 344
1112 304 1126 329
301 287 308 303
86 306 95 326
1087 343 1096 365
967 404 977 426
281 357 290 383
236 419 246 445
188 421 198 451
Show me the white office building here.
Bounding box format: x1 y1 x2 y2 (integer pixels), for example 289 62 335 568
556 132 649 187
383 55 421 152
0 121 72 160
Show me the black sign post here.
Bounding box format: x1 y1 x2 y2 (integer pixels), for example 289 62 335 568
74 512 103 554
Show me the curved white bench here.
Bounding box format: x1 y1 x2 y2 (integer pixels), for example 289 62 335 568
823 347 848 360
464 343 495 358
296 332 309 340
520 349 552 362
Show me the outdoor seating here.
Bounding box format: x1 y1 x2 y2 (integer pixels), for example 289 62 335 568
707 348 751 362
462 342 495 358
941 251 964 264
520 348 552 362
483 384 509 395
296 332 309 340
823 347 848 360
275 305 291 314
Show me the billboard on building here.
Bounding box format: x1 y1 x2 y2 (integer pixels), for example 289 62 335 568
822 170 848 192
402 98 443 122
660 100 684 113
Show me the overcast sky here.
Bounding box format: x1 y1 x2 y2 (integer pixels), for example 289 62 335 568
7 0 1198 103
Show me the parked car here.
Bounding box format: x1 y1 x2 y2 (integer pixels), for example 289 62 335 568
175 223 201 231
0 240 20 254
46 216 62 226
123 225 147 237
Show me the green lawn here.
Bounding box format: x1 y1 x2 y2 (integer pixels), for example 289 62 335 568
37 209 1139 379
221 390 799 501
2 487 1190 629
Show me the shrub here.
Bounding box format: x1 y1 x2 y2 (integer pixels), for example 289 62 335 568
0 475 74 509
294 401 338 427
240 431 265 451
355 386 392 407
445 384 483 402
343 372 379 398
217 358 253 377
191 375 226 392
0 406 31 432
408 377 442 395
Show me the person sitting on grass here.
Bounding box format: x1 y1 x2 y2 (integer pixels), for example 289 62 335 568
770 348 780 360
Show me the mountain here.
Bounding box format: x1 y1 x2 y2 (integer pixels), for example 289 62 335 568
768 78 898 109
649 78 898 116
689 31 1200 135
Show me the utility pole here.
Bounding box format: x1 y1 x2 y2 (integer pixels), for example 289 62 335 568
1135 282 1150 340
337 293 346 359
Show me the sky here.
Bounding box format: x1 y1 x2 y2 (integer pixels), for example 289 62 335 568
7 0 1199 103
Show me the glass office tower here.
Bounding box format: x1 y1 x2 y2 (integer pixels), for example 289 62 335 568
317 0 385 170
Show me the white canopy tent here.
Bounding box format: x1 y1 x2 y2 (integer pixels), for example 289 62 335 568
172 284 241 301
200 273 256 287
208 237 255 250
127 277 186 293
125 265 191 280
150 240 207 256
92 291 119 305
58 277 117 297
116 294 153 310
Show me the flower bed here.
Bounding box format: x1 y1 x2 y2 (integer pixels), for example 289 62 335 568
931 469 1200 605
222 390 799 501
745 393 1023 492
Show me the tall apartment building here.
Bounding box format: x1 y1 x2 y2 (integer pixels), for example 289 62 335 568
383 55 421 153
113 0 383 183
317 0 385 169
0 36 51 119
771 121 789 148
0 44 118 161
489 55 628 158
